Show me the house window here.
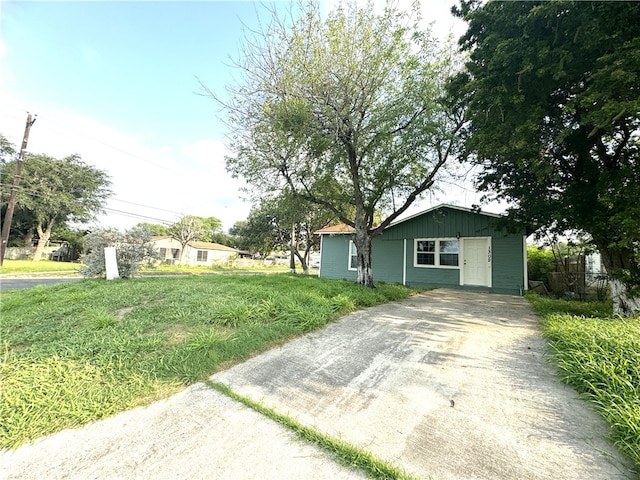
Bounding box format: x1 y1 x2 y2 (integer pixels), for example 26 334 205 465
416 240 436 265
415 238 459 268
158 248 167 259
171 248 180 259
197 250 208 262
348 241 358 270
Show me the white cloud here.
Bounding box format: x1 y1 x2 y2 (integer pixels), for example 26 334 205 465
0 92 251 233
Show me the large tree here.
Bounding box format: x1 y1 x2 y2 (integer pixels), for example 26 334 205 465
168 215 205 264
451 1 640 314
0 151 111 261
209 0 463 287
238 190 336 273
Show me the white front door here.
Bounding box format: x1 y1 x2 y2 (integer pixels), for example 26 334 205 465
462 238 491 287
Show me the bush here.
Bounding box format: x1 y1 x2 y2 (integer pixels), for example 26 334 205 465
79 227 158 279
527 246 556 288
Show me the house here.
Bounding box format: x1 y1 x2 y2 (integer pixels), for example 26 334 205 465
316 204 527 296
152 236 239 267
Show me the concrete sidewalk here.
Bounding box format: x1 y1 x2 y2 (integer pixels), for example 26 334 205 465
1 290 636 479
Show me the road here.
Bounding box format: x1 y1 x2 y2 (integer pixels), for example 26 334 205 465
0 277 82 290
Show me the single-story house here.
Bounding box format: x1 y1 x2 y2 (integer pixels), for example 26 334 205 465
152 236 239 267
316 204 527 296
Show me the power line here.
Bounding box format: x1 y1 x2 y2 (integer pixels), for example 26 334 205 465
110 197 185 216
0 185 177 225
102 208 173 225
1 105 177 172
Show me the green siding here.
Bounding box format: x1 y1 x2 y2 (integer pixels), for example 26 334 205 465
385 207 502 240
319 235 356 281
318 206 526 296
491 234 526 295
371 238 403 283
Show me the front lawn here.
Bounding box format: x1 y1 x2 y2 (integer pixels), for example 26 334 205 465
528 294 640 469
0 274 415 449
0 259 81 274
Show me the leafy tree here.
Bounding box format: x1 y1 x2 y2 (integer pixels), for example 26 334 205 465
209 231 237 248
133 222 169 236
209 0 464 287
80 226 158 279
238 191 336 273
198 216 223 243
0 151 111 261
168 215 205 264
0 133 16 162
451 0 640 314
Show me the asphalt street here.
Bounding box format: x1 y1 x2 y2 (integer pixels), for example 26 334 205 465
0 277 82 290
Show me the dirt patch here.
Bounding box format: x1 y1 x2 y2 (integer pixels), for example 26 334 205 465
112 307 134 319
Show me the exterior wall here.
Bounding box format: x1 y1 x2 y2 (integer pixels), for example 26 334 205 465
318 206 526 295
318 234 357 281
491 234 526 295
152 238 237 267
371 237 404 284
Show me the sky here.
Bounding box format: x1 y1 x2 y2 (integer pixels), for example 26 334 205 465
0 0 485 233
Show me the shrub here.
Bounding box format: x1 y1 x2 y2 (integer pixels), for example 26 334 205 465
79 226 158 279
527 246 556 288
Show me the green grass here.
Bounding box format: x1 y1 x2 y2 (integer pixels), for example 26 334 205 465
528 293 640 469
0 274 416 449
142 263 290 275
208 381 418 480
0 259 81 274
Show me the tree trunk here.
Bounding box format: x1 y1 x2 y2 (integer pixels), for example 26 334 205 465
353 226 374 288
294 249 309 275
598 243 640 316
289 223 296 274
609 278 640 316
23 229 34 247
33 220 54 261
178 243 187 265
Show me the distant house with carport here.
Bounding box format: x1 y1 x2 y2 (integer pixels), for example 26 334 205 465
151 236 239 267
315 204 527 296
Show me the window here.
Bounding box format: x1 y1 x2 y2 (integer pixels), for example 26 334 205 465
415 239 459 268
348 241 358 270
159 248 167 259
416 240 436 265
439 240 459 266
197 250 208 262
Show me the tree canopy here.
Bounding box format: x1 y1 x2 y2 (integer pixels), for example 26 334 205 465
168 215 206 263
0 144 111 261
212 0 463 286
452 0 640 314
236 190 336 272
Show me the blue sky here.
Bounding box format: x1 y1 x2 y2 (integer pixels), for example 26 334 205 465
0 0 475 232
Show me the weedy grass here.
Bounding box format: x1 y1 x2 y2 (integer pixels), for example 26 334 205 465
0 274 416 449
142 263 290 275
207 381 419 480
0 260 81 274
528 294 640 469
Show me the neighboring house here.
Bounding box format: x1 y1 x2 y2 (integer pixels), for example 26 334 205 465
316 204 528 296
152 236 239 266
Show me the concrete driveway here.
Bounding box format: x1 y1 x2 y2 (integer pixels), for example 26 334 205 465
1 290 636 479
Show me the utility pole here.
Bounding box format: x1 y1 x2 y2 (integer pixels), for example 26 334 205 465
0 113 36 266
289 222 296 274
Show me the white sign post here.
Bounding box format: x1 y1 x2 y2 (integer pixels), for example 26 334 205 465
104 247 120 280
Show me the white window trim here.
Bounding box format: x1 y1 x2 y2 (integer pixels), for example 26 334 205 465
414 238 460 269
348 240 357 271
